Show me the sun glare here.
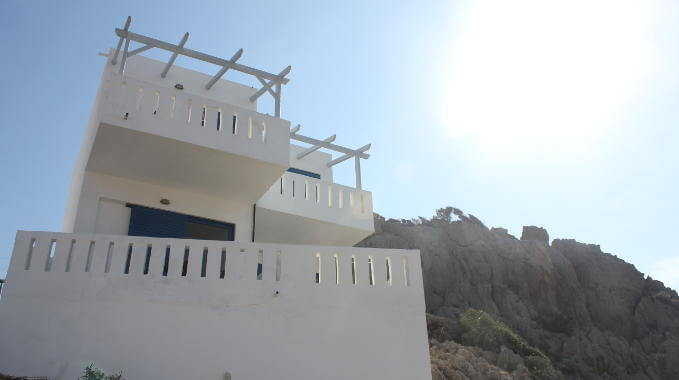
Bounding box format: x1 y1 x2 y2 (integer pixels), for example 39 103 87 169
440 0 656 160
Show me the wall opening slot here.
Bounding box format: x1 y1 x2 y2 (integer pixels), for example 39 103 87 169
124 244 133 274
334 254 339 285
169 95 176 118
85 241 95 272
386 257 392 286
257 249 263 280
216 108 222 131
65 239 75 272
162 246 171 276
143 244 152 275
275 251 282 281
201 247 208 278
152 91 160 115
104 242 114 273
25 238 36 270
45 239 57 272
220 248 227 279
182 246 190 276
315 253 321 284
403 256 410 287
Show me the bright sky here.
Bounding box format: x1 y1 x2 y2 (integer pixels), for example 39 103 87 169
1 1 678 290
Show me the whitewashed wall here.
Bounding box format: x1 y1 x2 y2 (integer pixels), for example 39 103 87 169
63 53 289 233
74 172 254 242
289 144 333 181
0 231 431 380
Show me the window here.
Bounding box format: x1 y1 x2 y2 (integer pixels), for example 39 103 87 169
286 167 321 179
315 253 321 284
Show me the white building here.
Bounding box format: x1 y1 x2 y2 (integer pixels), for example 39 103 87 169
0 18 431 380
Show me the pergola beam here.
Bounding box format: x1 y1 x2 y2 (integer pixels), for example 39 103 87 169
291 132 370 159
114 28 290 84
161 32 189 78
118 37 131 74
205 48 243 90
326 144 371 167
326 152 354 167
297 134 336 159
249 65 291 103
256 76 277 98
127 44 153 57
290 125 370 190
110 16 131 65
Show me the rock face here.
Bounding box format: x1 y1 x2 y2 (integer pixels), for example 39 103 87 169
357 212 679 380
521 226 549 245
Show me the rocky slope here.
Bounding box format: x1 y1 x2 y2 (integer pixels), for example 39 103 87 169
356 208 679 379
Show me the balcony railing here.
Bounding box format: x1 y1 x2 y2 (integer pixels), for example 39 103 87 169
6 231 417 291
257 172 374 230
99 71 290 166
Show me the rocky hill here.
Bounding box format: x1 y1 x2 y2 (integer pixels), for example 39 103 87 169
356 208 679 380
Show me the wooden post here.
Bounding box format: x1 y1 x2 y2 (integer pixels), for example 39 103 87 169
274 82 282 117
355 155 362 190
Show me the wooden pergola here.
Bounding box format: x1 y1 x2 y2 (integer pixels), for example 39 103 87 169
109 16 291 117
290 125 370 190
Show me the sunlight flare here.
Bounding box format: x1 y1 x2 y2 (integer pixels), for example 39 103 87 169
440 0 657 159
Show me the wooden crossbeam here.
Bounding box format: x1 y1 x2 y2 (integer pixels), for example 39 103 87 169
205 48 243 90
256 76 277 97
297 135 336 159
326 144 371 167
161 32 189 78
115 28 290 84
127 44 153 57
110 16 131 65
249 66 291 103
291 132 370 159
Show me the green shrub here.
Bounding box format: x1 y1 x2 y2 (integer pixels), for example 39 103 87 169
79 364 124 380
459 308 546 359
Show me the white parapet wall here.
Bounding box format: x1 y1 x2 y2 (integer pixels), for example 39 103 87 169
256 172 374 246
0 231 432 380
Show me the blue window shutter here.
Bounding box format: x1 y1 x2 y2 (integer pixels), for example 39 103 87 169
127 204 187 238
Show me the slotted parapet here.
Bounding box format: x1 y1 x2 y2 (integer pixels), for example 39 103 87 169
87 68 291 202
99 71 290 166
0 231 430 379
256 172 374 246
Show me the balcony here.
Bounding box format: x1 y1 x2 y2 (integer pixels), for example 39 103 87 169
255 172 374 246
0 230 426 379
88 66 291 203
